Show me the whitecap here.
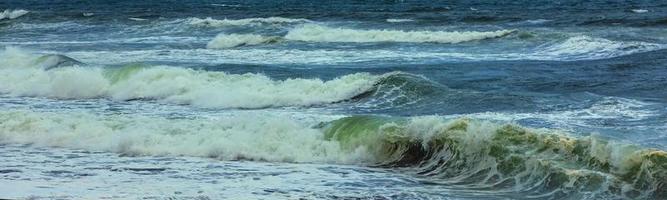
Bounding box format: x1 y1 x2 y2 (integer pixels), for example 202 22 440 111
206 33 281 48
0 9 29 20
284 24 515 43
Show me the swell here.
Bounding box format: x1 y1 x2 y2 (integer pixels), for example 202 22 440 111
322 116 667 199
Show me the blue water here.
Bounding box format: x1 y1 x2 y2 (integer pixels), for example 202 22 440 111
0 1 666 199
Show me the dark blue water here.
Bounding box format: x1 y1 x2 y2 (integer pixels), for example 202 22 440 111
0 1 666 199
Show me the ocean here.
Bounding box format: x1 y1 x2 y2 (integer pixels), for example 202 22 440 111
0 0 666 199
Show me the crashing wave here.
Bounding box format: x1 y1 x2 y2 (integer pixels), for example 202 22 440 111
0 48 383 108
187 17 310 27
0 9 29 20
322 116 667 199
206 33 281 48
0 109 663 199
0 110 349 163
284 24 516 43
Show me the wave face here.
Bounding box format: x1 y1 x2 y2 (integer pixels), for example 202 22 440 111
322 116 667 199
186 17 310 27
0 9 29 20
206 33 281 48
0 48 382 109
284 24 516 43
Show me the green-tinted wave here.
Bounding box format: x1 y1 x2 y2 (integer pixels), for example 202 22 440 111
322 116 667 199
102 63 148 84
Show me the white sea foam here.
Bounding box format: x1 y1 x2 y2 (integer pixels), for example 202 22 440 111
386 18 414 23
531 36 663 60
0 9 29 20
0 110 354 163
63 35 664 66
128 17 148 21
0 48 380 108
631 9 649 13
187 17 310 27
284 24 515 43
206 33 280 48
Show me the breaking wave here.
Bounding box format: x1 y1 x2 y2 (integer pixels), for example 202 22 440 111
0 48 386 109
322 116 667 199
0 109 664 199
187 17 310 27
529 36 664 61
0 9 29 20
0 110 349 163
284 24 516 43
1 48 454 109
206 33 281 48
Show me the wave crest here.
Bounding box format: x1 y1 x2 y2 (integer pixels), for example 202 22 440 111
0 48 381 108
0 110 348 163
206 33 281 48
187 17 310 27
323 116 667 199
0 9 29 20
285 24 516 43
534 36 664 61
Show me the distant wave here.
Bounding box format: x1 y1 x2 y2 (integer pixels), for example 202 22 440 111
187 17 310 27
284 24 516 43
0 9 29 20
528 36 664 61
386 18 414 23
128 17 148 21
206 33 281 48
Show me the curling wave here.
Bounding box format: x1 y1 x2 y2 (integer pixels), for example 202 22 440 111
322 116 667 199
284 24 516 43
0 109 663 199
